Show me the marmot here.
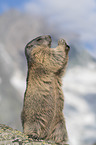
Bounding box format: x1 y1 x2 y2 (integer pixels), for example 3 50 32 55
21 35 70 145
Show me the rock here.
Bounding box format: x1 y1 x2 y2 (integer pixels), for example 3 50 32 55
0 124 56 145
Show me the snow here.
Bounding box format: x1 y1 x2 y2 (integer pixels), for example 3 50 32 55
62 65 96 145
10 70 26 96
0 43 13 66
63 66 96 94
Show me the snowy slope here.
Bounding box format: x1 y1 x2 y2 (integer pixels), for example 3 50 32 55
63 65 96 145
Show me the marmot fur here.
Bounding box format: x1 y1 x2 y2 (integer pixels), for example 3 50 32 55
21 35 70 144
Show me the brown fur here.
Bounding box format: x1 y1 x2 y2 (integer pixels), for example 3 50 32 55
21 35 70 144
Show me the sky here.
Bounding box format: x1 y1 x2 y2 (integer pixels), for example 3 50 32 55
0 0 96 57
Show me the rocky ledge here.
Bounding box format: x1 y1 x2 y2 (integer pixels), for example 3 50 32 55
0 124 56 145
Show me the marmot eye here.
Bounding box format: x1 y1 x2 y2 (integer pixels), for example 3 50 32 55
37 38 42 41
26 44 33 48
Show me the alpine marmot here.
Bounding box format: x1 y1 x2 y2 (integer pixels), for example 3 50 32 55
21 35 70 144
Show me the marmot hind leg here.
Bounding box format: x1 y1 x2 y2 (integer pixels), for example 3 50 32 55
23 121 42 140
48 114 68 145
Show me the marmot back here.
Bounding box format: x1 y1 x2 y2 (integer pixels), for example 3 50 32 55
21 35 70 145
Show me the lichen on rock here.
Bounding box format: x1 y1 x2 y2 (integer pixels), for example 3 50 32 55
0 124 56 145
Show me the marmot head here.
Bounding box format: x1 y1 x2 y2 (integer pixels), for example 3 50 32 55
25 35 52 59
25 35 70 62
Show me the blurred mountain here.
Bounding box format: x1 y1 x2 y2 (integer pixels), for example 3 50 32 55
0 10 96 70
0 10 96 145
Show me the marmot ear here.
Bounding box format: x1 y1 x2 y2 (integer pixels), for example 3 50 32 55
25 35 52 58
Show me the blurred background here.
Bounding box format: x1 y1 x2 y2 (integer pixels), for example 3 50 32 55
0 0 96 145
